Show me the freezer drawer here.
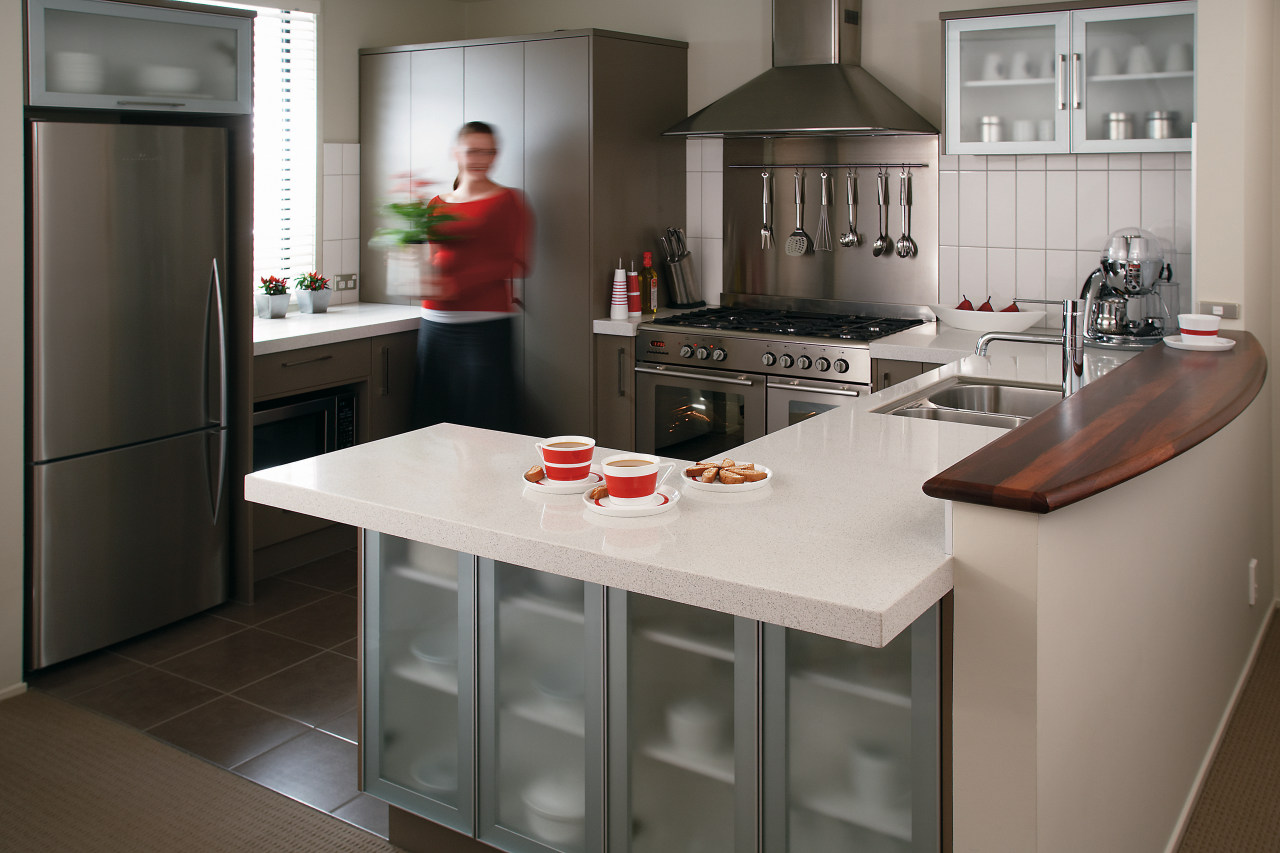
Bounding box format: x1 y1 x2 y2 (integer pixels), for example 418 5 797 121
29 428 229 668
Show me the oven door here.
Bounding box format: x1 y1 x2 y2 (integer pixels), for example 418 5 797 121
765 377 867 434
635 364 766 459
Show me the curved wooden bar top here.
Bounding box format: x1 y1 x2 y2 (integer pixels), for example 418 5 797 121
923 331 1267 513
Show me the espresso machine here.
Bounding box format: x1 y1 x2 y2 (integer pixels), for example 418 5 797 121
1079 227 1178 348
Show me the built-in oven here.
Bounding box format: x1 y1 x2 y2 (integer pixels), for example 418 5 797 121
765 376 867 434
252 387 357 472
635 363 767 460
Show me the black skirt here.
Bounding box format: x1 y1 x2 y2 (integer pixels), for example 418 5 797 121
411 317 516 432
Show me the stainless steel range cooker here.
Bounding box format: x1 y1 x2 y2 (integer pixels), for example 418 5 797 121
634 304 926 459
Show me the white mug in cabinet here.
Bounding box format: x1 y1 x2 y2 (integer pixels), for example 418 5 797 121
49 52 104 94
1165 42 1193 73
1092 46 1119 77
1126 44 1154 76
980 52 1004 81
849 741 903 807
1008 50 1032 80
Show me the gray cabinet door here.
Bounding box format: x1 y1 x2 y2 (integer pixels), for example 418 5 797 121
360 51 412 303
464 43 525 192
523 37 591 438
411 48 464 198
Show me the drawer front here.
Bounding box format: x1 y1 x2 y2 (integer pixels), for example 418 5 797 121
254 339 371 400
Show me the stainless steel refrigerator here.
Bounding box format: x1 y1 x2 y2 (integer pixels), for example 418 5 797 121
28 121 231 668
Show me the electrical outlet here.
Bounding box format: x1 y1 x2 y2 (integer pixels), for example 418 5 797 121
335 273 358 291
1198 301 1240 320
1248 558 1259 606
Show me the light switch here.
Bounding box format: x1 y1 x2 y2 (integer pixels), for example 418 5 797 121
1197 301 1239 320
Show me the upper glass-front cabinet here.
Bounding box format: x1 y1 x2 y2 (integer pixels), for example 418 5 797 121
27 0 252 114
945 2 1195 154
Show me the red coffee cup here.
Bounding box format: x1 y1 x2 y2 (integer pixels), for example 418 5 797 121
541 459 593 483
535 435 596 465
600 453 673 505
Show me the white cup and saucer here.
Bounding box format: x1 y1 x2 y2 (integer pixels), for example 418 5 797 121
584 453 680 517
1164 313 1236 351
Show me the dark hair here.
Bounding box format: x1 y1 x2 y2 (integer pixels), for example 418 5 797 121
454 122 498 189
458 120 497 141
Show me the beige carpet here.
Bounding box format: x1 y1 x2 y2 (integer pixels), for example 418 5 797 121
1179 616 1280 852
0 690 402 852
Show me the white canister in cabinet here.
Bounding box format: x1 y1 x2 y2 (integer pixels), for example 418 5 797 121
1146 111 1175 139
980 116 1003 143
1105 112 1134 141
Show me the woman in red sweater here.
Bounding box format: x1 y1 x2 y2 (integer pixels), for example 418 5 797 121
412 121 532 431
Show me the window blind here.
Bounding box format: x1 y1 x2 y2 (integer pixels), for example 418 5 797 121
250 7 319 286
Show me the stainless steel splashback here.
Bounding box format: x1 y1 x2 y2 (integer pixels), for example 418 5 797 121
722 136 939 309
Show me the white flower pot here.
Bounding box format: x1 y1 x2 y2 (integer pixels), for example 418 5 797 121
254 293 289 319
297 289 331 313
386 244 452 300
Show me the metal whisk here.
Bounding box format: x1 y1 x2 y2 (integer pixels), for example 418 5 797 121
815 171 833 252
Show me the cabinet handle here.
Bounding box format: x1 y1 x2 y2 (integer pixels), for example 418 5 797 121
380 346 391 396
281 354 333 368
1071 53 1082 109
1056 53 1067 110
117 99 187 108
617 348 626 397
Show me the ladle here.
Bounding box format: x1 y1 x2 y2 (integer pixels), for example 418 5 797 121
872 170 891 257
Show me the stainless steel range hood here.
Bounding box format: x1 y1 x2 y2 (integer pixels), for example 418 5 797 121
666 0 935 138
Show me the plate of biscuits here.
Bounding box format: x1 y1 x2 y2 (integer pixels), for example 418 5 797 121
681 459 773 493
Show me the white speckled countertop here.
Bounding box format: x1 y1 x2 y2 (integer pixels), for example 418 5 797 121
244 343 1111 646
253 302 422 355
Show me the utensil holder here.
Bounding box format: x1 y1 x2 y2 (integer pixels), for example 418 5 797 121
663 252 704 308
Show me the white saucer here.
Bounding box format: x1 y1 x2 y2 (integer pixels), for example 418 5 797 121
1164 335 1235 352
583 484 681 518
682 464 773 493
523 468 603 494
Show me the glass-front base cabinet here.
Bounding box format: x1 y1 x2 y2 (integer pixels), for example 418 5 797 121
363 531 941 853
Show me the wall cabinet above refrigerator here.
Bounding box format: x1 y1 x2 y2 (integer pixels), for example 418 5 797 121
26 0 253 114
943 1 1196 155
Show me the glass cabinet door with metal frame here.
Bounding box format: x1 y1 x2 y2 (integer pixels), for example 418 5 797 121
361 533 475 833
763 605 941 853
608 592 756 853
477 561 605 853
27 0 253 114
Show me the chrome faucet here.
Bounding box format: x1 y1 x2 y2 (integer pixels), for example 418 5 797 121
975 299 1086 396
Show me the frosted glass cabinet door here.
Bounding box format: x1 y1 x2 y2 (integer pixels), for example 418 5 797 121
945 13 1070 154
609 592 755 853
362 534 474 832
28 0 252 113
478 562 604 853
1071 3 1196 152
763 605 940 853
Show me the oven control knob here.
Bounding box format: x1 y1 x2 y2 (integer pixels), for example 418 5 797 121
711 348 727 362
695 346 710 360
834 358 850 374
797 355 812 370
761 352 776 367
816 357 831 372
778 354 794 368
679 345 694 358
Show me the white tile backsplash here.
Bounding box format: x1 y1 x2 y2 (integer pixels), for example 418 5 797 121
323 175 343 241
702 238 723 306
685 172 703 239
1015 171 1046 249
987 155 1016 172
957 171 987 247
321 142 362 292
701 171 723 240
323 143 342 177
986 171 1016 249
937 152 1190 306
341 175 360 240
342 143 360 175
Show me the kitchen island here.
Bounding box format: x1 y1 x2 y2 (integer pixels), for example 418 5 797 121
245 333 1270 853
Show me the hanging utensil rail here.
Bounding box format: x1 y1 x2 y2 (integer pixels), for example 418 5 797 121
727 163 929 170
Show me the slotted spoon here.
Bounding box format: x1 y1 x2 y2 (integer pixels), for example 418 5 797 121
872 170 891 257
784 170 810 256
839 169 861 247
815 171 833 251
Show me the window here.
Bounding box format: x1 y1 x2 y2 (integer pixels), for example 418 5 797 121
187 2 319 287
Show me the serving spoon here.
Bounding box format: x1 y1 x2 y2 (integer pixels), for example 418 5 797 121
839 169 861 247
896 170 917 258
872 170 891 257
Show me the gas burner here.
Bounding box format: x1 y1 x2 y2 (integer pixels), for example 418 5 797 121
651 307 923 342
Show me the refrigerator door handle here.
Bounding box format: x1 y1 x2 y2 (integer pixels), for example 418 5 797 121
209 429 228 525
210 258 228 430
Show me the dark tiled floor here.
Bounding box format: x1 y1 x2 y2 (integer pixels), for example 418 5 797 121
27 548 388 839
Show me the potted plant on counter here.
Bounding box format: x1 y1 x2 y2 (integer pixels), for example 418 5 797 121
370 177 456 301
294 271 331 314
256 276 290 319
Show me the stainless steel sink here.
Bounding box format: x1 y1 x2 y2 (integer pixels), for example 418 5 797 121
874 377 1064 429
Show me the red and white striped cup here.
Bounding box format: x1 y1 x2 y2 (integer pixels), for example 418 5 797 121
535 435 596 465
600 453 673 506
1178 313 1220 344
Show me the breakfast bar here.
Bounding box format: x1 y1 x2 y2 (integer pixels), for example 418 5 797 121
245 332 1269 853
